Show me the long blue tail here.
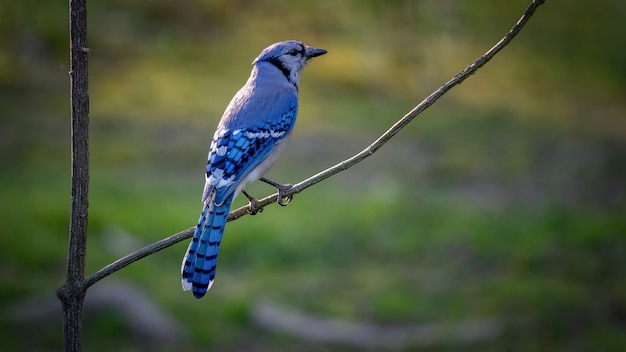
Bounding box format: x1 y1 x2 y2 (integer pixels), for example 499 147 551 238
181 194 234 299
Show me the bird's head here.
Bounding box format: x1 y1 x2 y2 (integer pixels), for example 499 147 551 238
253 40 327 87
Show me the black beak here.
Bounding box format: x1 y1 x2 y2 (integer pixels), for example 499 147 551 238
305 46 328 58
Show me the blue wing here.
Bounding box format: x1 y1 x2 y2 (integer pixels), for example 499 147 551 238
205 107 297 205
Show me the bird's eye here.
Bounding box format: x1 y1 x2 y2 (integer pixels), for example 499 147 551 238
288 49 299 56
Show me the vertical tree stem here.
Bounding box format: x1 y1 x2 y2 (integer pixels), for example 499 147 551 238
57 0 89 351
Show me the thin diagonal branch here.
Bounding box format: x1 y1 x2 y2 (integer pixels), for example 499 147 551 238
227 0 546 221
83 0 546 289
83 228 191 289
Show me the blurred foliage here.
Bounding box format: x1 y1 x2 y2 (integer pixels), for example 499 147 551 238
1 0 626 351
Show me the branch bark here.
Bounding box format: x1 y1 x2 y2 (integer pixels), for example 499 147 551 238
83 0 546 291
57 0 90 351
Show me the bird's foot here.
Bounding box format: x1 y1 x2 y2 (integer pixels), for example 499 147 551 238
260 177 293 206
242 190 263 215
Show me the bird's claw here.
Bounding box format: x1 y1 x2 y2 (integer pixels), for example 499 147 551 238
243 190 263 215
276 184 293 206
260 177 293 206
248 202 264 215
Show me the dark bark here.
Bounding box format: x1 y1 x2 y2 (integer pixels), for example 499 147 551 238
57 0 90 351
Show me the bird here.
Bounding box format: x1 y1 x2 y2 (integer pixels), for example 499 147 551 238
181 40 327 299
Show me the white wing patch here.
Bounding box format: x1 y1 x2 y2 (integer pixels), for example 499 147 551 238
207 168 235 188
246 130 286 139
216 145 227 156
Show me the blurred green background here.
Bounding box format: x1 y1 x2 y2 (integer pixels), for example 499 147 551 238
2 0 626 350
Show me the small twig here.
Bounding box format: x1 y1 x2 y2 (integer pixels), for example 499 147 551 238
84 0 546 288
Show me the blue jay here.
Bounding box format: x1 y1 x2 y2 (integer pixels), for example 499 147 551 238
181 41 327 299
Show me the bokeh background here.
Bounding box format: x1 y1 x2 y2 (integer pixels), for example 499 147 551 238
2 0 625 350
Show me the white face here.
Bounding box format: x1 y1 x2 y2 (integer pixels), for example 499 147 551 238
278 43 308 71
273 43 309 85
254 41 326 86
